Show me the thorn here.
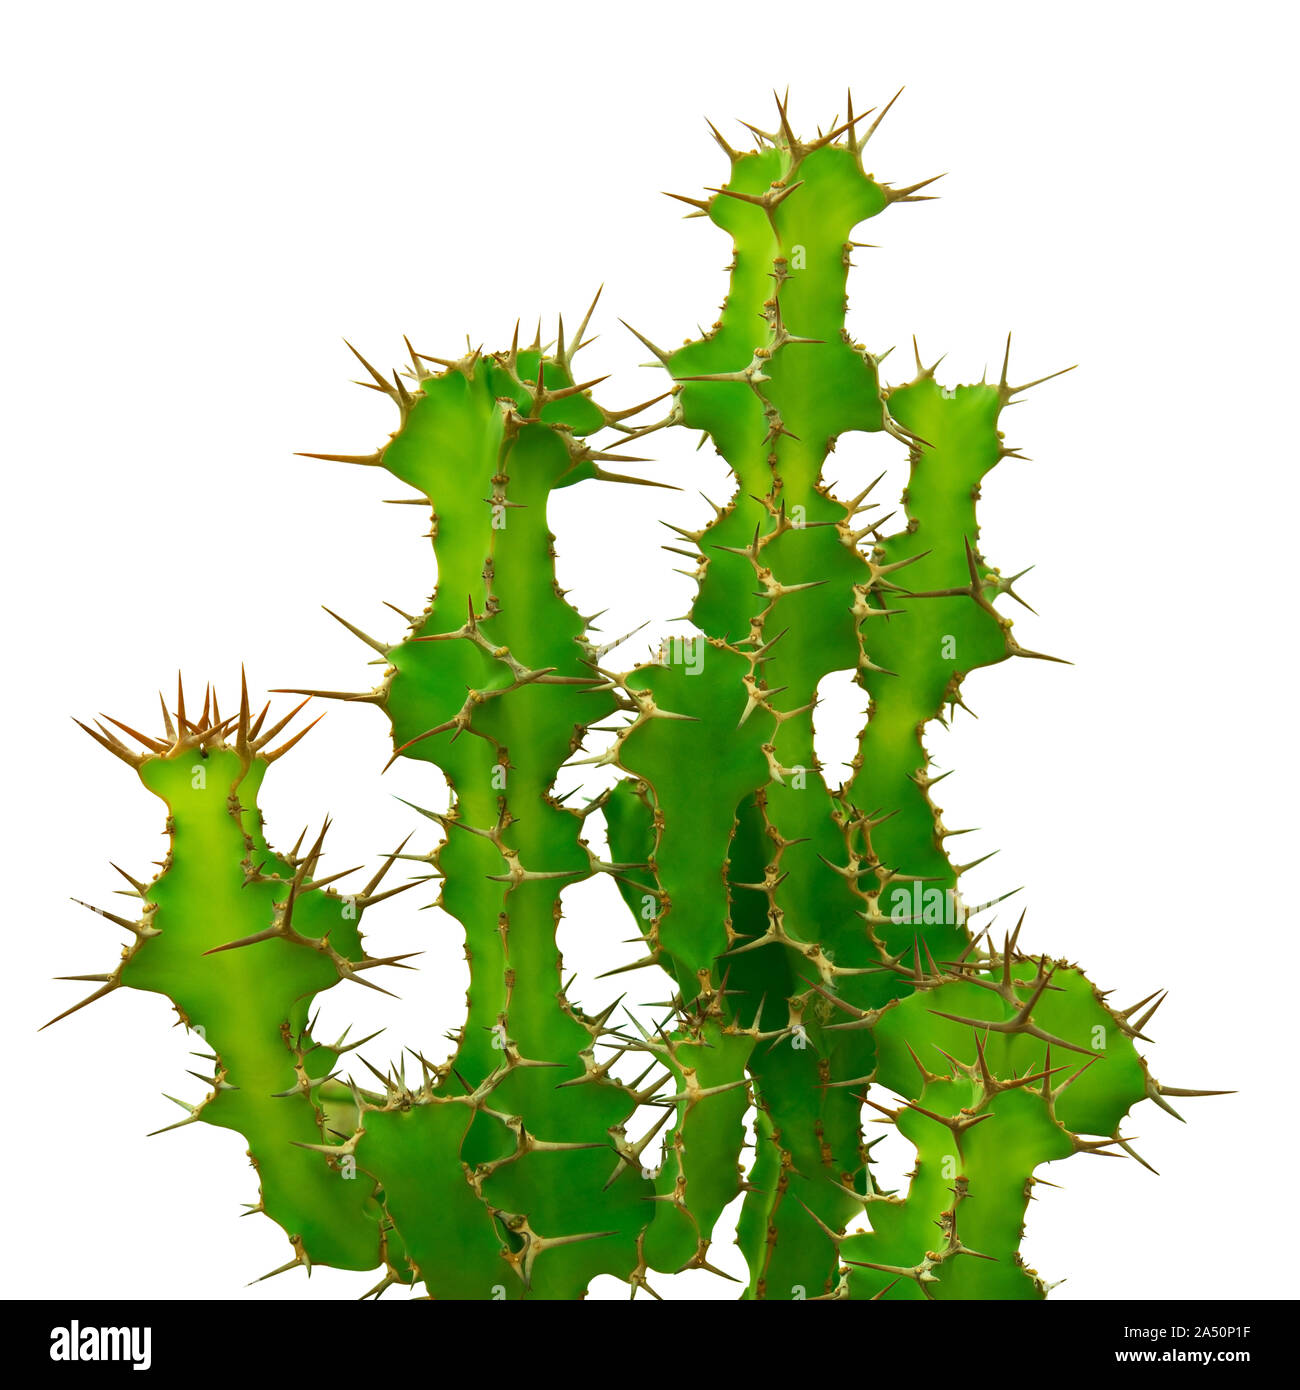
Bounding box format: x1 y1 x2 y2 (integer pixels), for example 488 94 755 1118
1130 991 1167 1036
40 979 119 1030
295 451 384 468
323 606 389 655
343 339 397 398
705 118 738 160
264 713 326 763
883 173 946 204
146 1095 203 1136
1115 1139 1159 1176
73 717 143 768
110 862 150 895
69 897 146 937
664 191 712 215
859 87 903 149
157 692 176 741
618 320 671 366
248 1253 309 1286
569 285 603 366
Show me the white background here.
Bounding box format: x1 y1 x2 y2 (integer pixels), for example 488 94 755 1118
3 0 1295 1301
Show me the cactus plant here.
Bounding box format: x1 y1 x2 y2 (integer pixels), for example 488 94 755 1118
51 92 1221 1300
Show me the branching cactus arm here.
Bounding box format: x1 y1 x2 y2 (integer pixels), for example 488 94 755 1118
603 95 942 1297
57 684 411 1286
604 94 1223 1299
293 334 679 1297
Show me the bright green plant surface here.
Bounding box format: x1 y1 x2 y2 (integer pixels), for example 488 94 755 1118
53 95 1219 1300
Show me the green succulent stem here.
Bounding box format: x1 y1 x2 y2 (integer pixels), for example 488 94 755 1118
55 94 1211 1302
